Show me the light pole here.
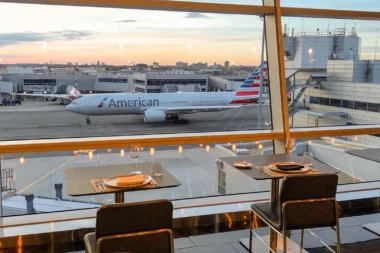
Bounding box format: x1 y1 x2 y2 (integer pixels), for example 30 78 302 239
258 20 266 129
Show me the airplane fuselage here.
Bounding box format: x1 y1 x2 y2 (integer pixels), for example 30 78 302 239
67 92 239 116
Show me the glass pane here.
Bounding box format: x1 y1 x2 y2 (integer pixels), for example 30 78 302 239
282 0 380 12
283 17 380 128
299 135 380 183
0 140 274 216
0 3 272 141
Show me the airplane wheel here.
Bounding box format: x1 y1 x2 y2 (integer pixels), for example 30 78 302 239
60 102 64 105
184 119 189 124
86 119 91 124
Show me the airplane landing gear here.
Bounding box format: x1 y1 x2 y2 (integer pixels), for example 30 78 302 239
86 117 91 125
60 100 65 105
174 119 189 124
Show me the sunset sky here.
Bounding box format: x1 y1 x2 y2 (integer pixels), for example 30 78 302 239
0 1 379 66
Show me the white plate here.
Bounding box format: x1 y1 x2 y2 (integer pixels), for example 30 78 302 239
103 174 151 188
268 162 310 173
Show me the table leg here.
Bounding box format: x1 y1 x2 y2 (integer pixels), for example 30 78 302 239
269 179 280 251
115 192 124 203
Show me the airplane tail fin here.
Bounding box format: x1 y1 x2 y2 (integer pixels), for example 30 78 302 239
230 61 268 104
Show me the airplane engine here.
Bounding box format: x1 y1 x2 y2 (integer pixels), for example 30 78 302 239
144 109 166 123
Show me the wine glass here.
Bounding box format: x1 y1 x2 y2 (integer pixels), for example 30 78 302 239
130 144 142 175
287 138 297 162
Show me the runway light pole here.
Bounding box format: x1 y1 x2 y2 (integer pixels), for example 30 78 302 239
258 20 266 129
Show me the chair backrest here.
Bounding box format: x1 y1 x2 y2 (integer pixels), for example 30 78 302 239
279 173 339 230
97 229 174 253
95 199 173 240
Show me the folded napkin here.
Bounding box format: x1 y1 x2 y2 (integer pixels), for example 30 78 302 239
276 164 304 171
117 175 145 186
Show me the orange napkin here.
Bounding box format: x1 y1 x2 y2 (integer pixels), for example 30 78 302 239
117 175 145 186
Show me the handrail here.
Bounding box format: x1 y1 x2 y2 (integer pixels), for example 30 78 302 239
0 130 283 154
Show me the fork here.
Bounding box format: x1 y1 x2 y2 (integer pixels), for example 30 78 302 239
96 180 106 191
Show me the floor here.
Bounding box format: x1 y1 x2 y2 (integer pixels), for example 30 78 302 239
3 213 380 253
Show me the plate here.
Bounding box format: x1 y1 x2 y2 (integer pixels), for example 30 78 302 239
234 161 252 168
103 174 151 188
268 162 310 173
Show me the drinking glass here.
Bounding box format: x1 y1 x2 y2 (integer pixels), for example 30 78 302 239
302 152 313 167
130 144 142 175
152 162 163 177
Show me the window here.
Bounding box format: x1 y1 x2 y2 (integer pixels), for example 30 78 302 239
0 0 379 223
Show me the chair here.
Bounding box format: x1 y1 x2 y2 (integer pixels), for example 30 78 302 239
248 174 341 253
84 199 174 253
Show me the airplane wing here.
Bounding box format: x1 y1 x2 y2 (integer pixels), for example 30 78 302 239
161 105 242 114
11 93 71 100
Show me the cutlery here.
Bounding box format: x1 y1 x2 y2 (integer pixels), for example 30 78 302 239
95 181 103 192
96 180 107 191
148 177 158 186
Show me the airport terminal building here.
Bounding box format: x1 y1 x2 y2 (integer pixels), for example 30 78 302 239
132 72 208 93
284 28 380 146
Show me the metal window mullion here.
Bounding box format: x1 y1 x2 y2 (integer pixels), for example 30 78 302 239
264 0 290 154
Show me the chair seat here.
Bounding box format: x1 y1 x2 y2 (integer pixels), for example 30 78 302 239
84 232 96 253
251 202 281 231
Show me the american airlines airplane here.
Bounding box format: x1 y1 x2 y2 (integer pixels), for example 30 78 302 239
66 63 268 124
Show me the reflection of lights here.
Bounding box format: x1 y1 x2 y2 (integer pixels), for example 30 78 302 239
255 141 259 145
23 91 26 94
227 143 231 146
225 213 232 228
331 138 335 144
73 151 79 155
232 144 237 151
199 144 203 148
206 145 211 152
187 44 192 51
107 149 112 153
120 149 125 157
308 140 312 145
178 146 183 154
258 144 263 150
89 152 93 159
354 136 358 141
89 91 92 94
150 148 155 156
181 208 184 215
19 157 25 164
308 48 313 55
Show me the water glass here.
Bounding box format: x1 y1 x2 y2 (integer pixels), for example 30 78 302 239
151 162 163 177
302 152 313 166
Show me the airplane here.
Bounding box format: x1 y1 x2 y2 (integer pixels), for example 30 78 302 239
12 79 83 105
66 63 269 125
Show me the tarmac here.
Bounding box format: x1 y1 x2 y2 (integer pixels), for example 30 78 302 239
0 100 272 141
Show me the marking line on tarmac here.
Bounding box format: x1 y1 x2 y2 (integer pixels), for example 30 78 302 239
16 154 82 194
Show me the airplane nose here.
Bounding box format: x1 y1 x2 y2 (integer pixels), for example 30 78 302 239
66 103 78 113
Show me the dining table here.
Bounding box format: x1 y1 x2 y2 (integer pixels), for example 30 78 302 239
219 154 341 252
65 162 181 203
